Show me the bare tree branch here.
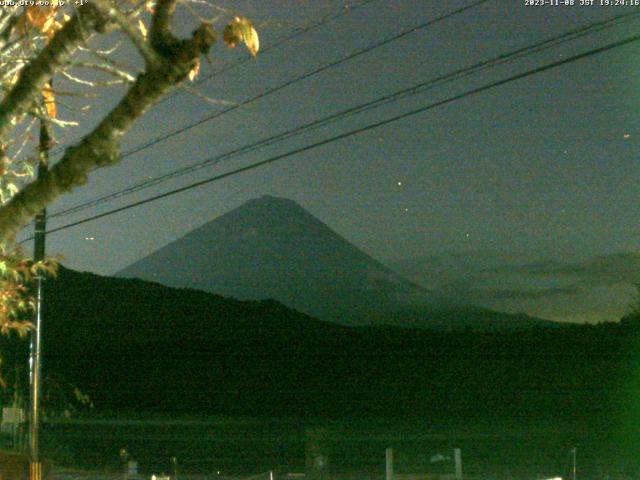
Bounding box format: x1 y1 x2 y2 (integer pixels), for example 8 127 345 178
0 9 218 240
150 0 177 52
90 0 161 68
0 5 108 141
179 83 235 105
70 61 137 83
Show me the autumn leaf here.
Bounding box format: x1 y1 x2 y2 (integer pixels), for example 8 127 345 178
11 2 61 39
223 16 259 57
42 83 56 118
137 19 148 39
188 58 200 82
25 4 58 38
6 71 19 89
6 320 33 338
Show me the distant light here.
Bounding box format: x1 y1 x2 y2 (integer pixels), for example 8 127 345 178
404 208 409 212
397 181 403 186
84 237 95 241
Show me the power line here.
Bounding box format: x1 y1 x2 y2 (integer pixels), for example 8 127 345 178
47 0 382 159
48 9 640 220
122 0 491 159
162 0 382 98
27 32 640 241
47 0 492 218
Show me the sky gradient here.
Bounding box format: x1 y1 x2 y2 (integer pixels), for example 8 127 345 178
21 0 640 323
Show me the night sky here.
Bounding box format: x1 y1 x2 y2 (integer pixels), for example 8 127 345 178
21 0 640 324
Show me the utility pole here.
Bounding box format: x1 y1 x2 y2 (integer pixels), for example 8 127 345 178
29 113 51 480
572 447 577 480
385 447 393 480
453 448 463 480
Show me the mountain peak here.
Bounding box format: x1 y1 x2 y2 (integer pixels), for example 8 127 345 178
254 194 297 204
118 196 553 330
237 195 313 221
118 196 430 324
243 194 300 209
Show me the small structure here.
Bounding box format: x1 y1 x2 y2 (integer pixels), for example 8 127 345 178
0 407 24 434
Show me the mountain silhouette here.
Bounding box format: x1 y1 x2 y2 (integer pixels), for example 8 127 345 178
118 195 555 329
0 266 627 475
0 266 619 426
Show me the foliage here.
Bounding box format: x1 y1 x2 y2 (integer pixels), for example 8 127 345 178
31 266 636 423
224 16 259 56
0 0 259 338
0 244 57 341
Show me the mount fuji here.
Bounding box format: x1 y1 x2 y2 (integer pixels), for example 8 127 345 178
118 195 554 330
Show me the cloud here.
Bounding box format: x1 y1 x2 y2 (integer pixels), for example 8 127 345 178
391 250 640 323
481 260 577 275
434 279 581 304
480 285 581 301
484 252 640 286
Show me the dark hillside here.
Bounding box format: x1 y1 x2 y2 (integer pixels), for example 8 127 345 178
0 266 626 430
118 196 557 331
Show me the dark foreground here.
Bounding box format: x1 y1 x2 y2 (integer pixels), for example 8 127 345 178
18 416 636 480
